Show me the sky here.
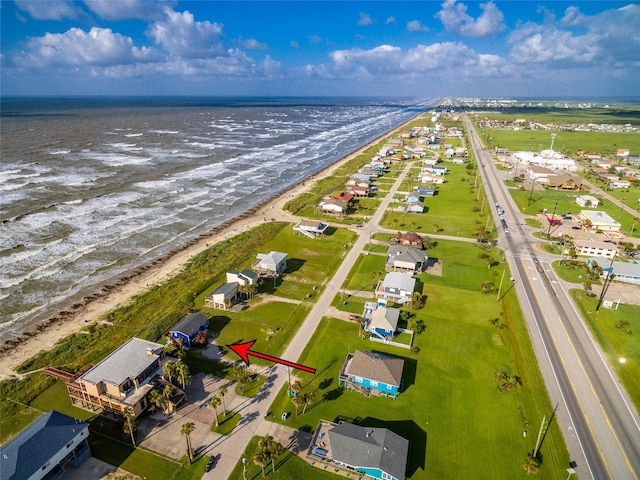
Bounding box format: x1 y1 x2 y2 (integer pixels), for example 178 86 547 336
1 1 639 98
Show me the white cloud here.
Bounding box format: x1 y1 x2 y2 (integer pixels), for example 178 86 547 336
386 16 397 25
560 6 586 27
238 38 268 50
147 9 224 58
83 0 169 20
509 4 640 67
358 12 374 26
15 0 81 20
309 35 323 44
14 27 160 68
436 0 505 37
407 20 429 33
290 40 301 49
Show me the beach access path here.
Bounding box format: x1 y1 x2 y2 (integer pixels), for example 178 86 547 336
201 162 413 479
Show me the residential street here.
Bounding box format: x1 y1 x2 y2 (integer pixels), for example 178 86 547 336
201 162 414 479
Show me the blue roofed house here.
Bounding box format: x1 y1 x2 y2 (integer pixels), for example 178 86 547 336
339 350 404 399
0 410 91 480
169 312 209 349
309 420 409 480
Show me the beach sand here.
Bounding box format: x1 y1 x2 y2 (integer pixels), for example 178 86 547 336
0 135 385 379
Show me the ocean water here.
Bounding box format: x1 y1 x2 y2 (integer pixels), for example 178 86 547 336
0 96 436 335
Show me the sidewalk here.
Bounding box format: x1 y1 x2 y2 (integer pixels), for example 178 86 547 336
203 162 414 479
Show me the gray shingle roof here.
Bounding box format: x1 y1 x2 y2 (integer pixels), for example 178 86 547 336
328 422 408 480
171 313 209 336
345 350 404 388
0 410 89 480
387 246 428 265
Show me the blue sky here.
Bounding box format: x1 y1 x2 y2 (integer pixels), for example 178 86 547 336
1 1 638 97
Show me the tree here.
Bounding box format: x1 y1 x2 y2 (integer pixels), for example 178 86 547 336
175 361 192 390
259 435 284 474
233 365 251 394
122 406 137 447
291 394 304 416
290 380 303 397
219 386 228 415
163 360 176 384
481 281 496 294
253 451 269 478
149 388 168 413
410 292 425 310
523 453 541 475
302 391 315 414
209 395 222 427
180 422 196 464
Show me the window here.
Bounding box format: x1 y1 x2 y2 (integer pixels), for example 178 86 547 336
369 380 378 387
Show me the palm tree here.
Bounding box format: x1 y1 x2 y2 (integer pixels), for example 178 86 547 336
163 384 175 413
149 388 168 413
302 391 315 415
219 386 228 415
290 380 303 397
163 360 176 384
291 395 304 416
209 395 222 427
233 365 251 394
253 451 269 478
523 453 540 475
258 435 284 474
122 406 137 447
180 422 196 464
175 361 192 390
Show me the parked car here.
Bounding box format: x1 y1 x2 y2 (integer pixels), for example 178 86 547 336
348 314 360 321
205 456 216 472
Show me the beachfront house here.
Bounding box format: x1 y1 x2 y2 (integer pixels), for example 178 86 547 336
205 282 239 311
376 272 416 305
253 251 288 277
339 350 405 399
64 337 168 418
0 410 91 480
319 198 348 215
227 269 259 287
169 312 209 349
385 246 428 274
294 220 329 238
309 420 409 480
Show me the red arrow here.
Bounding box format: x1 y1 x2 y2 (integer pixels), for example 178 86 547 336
227 340 316 374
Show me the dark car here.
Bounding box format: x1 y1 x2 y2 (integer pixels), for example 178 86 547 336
572 226 581 230
205 456 216 472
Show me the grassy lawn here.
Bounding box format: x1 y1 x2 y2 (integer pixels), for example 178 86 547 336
551 260 593 284
228 436 339 480
344 253 386 292
380 164 487 237
211 410 241 435
570 290 640 408
265 237 570 479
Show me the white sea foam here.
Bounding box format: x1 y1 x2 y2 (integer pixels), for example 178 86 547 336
48 149 71 155
125 133 144 137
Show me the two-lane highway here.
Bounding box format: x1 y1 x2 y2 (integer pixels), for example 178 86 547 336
464 114 640 479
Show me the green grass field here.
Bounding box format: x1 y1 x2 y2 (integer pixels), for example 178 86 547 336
266 238 570 479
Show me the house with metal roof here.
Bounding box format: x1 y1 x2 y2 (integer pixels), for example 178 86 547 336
253 251 288 276
227 269 259 287
576 210 621 232
338 350 404 399
376 272 416 305
308 420 409 480
587 257 640 285
0 410 91 480
169 312 209 348
66 337 167 418
205 282 239 311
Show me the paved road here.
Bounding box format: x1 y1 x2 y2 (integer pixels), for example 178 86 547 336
204 162 414 479
465 115 640 480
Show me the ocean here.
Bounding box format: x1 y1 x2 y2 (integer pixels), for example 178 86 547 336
0 96 437 337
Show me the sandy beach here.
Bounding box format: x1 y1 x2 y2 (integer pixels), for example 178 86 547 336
0 133 388 380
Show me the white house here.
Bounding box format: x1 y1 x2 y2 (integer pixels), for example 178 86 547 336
294 220 329 238
420 172 445 184
609 179 631 188
576 210 621 232
588 257 640 286
576 195 600 208
527 165 555 183
376 272 416 305
572 239 617 259
253 251 288 275
319 198 348 214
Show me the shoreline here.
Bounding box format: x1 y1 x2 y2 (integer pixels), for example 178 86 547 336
0 126 400 379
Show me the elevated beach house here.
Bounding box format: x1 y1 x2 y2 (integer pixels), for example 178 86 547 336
294 220 329 238
206 282 239 311
253 251 288 276
376 272 416 305
169 312 209 349
364 305 400 339
385 246 428 274
339 350 404 399
308 420 409 480
0 410 91 480
65 338 167 418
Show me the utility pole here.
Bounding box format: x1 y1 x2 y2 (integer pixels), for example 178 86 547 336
527 179 535 206
533 415 547 458
496 270 506 301
596 251 617 311
546 199 559 238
